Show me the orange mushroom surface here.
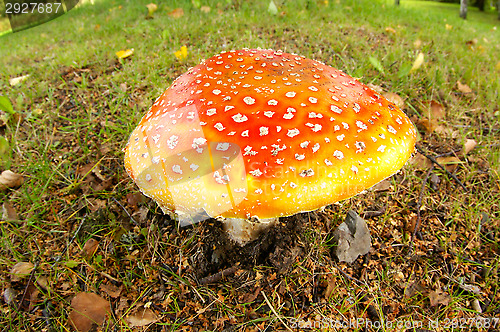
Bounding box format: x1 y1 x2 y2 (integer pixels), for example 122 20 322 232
124 49 416 224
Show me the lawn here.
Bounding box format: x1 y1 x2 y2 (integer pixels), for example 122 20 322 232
0 0 499 330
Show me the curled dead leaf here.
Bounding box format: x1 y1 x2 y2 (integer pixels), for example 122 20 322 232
200 6 210 13
9 74 30 86
10 262 34 282
411 154 432 169
382 92 405 109
457 81 473 94
422 100 446 120
168 8 184 18
416 117 438 134
436 156 461 172
429 289 451 307
146 3 157 16
2 201 19 221
463 139 477 155
385 27 397 34
125 308 159 327
81 238 99 259
68 292 110 332
0 170 23 191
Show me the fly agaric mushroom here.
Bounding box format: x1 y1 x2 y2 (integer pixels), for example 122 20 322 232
124 48 416 244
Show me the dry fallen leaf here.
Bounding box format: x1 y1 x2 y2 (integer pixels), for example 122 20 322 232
366 83 384 94
0 170 24 191
416 117 438 134
81 238 99 259
125 308 159 327
68 292 110 332
463 138 477 155
457 81 473 94
445 24 453 30
382 92 405 109
116 49 134 59
385 27 397 34
333 211 371 263
9 74 30 86
168 8 184 18
411 154 433 169
429 289 451 307
2 201 19 221
10 262 34 282
413 39 422 49
410 52 424 73
425 100 446 120
100 283 123 298
200 6 210 13
436 156 461 172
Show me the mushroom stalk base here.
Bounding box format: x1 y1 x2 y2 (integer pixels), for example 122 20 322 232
221 217 278 245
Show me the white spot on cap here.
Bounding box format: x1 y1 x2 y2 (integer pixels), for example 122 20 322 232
306 123 322 132
299 169 314 177
192 137 207 148
250 169 263 177
333 150 344 160
286 91 296 98
232 113 248 123
167 135 179 149
331 105 343 114
224 105 235 112
145 174 152 181
190 164 199 171
290 182 298 188
295 153 305 161
243 96 255 105
216 143 230 151
356 120 368 131
377 145 386 152
309 97 318 104
325 159 332 166
212 89 221 95
264 111 275 118
300 141 310 148
312 143 320 153
241 130 249 137
206 108 217 116
276 126 282 132
308 86 318 92
283 112 294 120
387 125 397 134
259 127 269 136
308 112 323 118
351 166 358 173
214 123 225 131
267 99 278 106
337 134 345 142
287 128 300 137
172 165 182 174
342 122 349 130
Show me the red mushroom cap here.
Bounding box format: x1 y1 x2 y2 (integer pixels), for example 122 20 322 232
124 48 416 222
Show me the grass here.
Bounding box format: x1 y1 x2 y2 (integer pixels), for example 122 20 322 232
0 0 499 330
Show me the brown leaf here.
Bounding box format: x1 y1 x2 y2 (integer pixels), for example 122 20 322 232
68 292 110 332
457 81 473 94
324 275 336 298
416 117 438 134
366 83 384 93
168 8 184 18
3 287 17 306
100 283 123 298
429 289 451 307
10 262 34 282
125 308 159 327
0 170 23 191
436 156 461 172
404 281 426 298
2 201 19 221
382 92 405 109
372 179 391 192
385 27 397 34
422 100 446 120
127 192 146 207
80 238 99 259
200 6 211 13
411 154 432 169
463 139 477 155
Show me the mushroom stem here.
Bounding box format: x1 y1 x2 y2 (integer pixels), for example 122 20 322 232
221 217 278 245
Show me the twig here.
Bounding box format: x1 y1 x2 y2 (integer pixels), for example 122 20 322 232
112 197 139 226
415 144 467 191
409 166 434 253
334 263 366 286
199 264 240 285
260 290 292 332
52 215 87 266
